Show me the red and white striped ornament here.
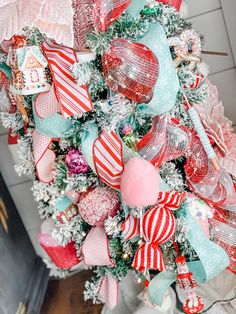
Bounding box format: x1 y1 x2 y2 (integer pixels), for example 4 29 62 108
93 130 124 189
42 39 93 118
121 215 140 241
158 191 186 210
132 206 176 272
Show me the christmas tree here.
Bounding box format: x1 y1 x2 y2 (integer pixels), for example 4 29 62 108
0 1 236 313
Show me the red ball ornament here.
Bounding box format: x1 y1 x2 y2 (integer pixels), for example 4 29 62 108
103 38 159 103
78 186 120 226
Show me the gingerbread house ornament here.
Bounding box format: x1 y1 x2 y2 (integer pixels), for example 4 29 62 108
7 44 50 95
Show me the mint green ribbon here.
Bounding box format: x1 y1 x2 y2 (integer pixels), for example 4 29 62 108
148 210 230 306
32 95 73 138
0 62 12 80
138 23 179 115
126 0 145 16
81 122 98 172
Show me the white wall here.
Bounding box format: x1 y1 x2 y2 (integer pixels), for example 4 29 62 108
187 0 236 124
0 1 236 256
0 125 45 256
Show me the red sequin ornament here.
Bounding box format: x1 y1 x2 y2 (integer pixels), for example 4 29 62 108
103 38 159 103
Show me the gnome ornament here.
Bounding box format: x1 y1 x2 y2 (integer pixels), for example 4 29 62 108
176 255 204 314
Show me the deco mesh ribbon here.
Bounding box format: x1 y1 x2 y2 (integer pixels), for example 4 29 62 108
103 38 159 103
42 39 93 117
132 205 176 272
210 208 236 274
185 139 236 211
93 0 131 32
137 115 192 167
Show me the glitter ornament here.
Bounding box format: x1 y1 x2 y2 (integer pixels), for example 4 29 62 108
78 186 120 226
65 148 90 174
72 0 94 51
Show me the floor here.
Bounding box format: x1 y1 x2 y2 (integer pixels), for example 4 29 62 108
41 271 103 314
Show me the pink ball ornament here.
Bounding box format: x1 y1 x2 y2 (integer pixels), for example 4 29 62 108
65 148 90 174
120 157 160 208
77 186 120 226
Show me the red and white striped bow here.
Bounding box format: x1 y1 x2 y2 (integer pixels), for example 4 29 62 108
158 191 186 210
121 215 140 241
93 130 124 189
132 206 176 272
42 39 93 118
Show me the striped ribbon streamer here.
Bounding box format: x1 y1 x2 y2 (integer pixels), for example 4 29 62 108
42 39 93 118
121 215 140 241
93 131 124 189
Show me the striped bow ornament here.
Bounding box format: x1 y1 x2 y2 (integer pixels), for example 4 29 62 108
158 191 186 210
93 130 124 189
42 39 93 118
